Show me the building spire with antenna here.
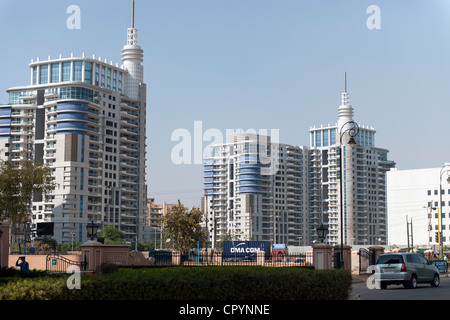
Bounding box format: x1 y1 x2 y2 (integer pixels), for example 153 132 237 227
344 72 347 93
337 72 354 131
131 0 135 28
121 0 144 101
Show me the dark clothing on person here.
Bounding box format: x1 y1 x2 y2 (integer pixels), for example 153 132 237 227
16 259 30 273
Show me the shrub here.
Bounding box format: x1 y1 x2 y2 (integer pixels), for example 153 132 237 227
0 267 352 300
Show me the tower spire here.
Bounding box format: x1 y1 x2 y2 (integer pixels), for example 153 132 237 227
337 72 354 131
344 72 347 93
131 0 135 28
121 0 144 101
126 0 139 46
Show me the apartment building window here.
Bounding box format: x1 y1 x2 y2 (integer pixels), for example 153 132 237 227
39 64 49 84
62 62 71 82
330 128 336 145
323 129 329 147
84 62 92 84
315 131 322 147
95 64 99 86
51 63 60 83
101 66 105 87
107 68 111 90
33 66 37 85
74 61 83 81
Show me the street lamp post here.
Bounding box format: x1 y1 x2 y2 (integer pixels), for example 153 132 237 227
86 221 99 241
338 120 359 269
439 164 450 259
317 224 328 243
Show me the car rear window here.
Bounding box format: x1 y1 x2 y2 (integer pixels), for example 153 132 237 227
377 254 404 264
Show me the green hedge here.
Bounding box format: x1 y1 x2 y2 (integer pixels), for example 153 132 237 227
0 267 351 300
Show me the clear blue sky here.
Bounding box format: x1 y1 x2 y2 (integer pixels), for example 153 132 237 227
1 0 450 207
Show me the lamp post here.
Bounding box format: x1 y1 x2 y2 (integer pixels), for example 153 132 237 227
439 164 450 259
317 224 328 243
86 221 99 241
338 120 359 269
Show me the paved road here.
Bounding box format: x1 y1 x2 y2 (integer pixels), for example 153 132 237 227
351 275 450 300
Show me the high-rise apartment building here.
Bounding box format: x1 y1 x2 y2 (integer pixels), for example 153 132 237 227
0 1 147 243
203 133 311 247
203 76 395 248
309 78 395 247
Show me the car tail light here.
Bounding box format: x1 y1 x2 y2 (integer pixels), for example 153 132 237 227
400 262 406 272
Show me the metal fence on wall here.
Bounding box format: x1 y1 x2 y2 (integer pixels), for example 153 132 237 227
148 251 314 267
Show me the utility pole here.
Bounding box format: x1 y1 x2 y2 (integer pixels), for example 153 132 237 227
406 215 413 252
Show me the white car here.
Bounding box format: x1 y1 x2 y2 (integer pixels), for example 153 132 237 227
375 253 440 289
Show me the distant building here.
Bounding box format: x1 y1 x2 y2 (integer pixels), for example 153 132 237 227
144 198 177 245
387 166 450 248
203 133 311 247
309 77 395 246
203 75 395 247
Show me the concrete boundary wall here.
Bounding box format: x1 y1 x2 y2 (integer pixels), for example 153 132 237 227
9 254 82 271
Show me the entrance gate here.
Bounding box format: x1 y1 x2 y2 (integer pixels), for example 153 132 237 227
358 248 377 275
46 254 86 273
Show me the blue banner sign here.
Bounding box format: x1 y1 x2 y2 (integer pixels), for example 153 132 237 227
222 241 268 261
432 260 447 274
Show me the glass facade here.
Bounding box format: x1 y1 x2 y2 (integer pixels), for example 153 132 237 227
59 86 94 102
311 128 336 148
107 68 111 90
95 64 99 86
310 127 375 148
74 61 83 82
101 66 105 88
30 59 124 93
84 62 92 85
39 64 48 84
51 63 60 83
330 128 336 145
323 129 329 147
315 130 321 147
62 62 71 82
8 91 34 105
9 91 20 104
33 66 37 85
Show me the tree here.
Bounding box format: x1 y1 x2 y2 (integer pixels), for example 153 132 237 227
214 231 242 251
162 200 207 254
0 158 54 223
100 225 126 244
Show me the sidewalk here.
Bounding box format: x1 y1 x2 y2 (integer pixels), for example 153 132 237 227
351 271 450 285
351 273 370 284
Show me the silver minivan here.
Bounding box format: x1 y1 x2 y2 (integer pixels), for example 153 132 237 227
375 253 440 289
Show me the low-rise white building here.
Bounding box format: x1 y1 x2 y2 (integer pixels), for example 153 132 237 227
387 165 450 248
